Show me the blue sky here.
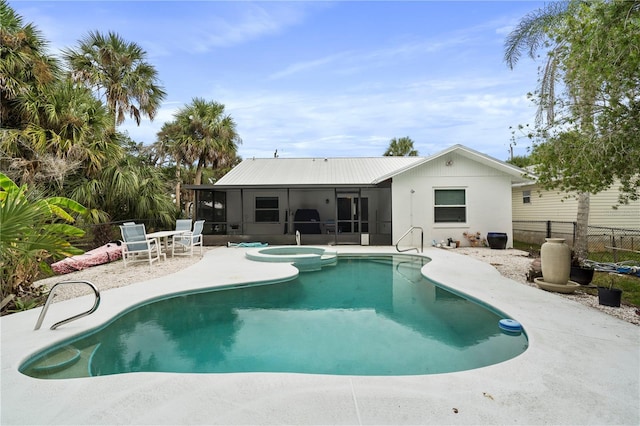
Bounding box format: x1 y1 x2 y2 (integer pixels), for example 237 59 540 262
12 1 546 161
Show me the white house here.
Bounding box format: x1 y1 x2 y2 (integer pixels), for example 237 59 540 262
187 144 529 248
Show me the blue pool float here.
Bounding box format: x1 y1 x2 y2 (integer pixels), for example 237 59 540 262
499 319 523 333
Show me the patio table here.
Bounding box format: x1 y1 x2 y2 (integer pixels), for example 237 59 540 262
146 230 187 257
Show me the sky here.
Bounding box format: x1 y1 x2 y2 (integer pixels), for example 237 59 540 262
11 0 547 161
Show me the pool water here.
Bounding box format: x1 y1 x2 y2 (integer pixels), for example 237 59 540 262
21 255 528 378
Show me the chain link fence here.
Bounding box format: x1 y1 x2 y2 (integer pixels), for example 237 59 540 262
513 220 640 263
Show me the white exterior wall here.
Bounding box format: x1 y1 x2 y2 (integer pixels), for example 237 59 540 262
392 152 514 248
512 183 640 228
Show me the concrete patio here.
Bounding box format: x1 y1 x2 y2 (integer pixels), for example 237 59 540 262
2 246 638 425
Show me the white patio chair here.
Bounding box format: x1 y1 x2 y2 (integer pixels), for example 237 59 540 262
119 224 162 267
175 219 192 231
169 219 193 252
172 220 204 257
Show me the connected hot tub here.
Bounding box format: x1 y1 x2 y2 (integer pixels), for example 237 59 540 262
245 246 338 271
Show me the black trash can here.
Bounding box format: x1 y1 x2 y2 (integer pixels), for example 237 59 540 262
487 232 508 250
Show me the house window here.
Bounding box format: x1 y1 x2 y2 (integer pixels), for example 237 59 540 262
434 189 466 223
255 197 279 222
523 190 531 204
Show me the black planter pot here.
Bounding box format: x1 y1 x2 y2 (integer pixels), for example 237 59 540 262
487 232 508 250
598 287 622 307
570 266 595 285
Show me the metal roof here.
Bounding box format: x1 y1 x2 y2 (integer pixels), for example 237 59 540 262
213 156 425 188
199 145 530 189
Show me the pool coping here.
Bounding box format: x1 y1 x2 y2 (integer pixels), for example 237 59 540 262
1 246 639 425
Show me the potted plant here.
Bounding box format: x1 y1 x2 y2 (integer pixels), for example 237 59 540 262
463 231 486 247
597 275 623 307
486 232 508 250
569 252 594 286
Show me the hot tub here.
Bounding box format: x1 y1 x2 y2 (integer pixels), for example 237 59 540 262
245 246 337 271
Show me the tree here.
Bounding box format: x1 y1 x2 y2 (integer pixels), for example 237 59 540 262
383 137 418 156
67 139 177 233
0 0 60 129
504 0 640 260
506 155 533 169
160 98 241 186
1 3 177 251
62 31 166 128
1 2 119 188
155 121 189 209
530 1 640 203
4 80 120 184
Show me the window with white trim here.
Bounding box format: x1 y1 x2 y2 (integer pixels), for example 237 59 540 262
255 197 279 222
522 190 531 204
434 189 466 223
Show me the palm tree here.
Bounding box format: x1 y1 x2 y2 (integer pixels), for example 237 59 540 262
504 1 591 261
62 31 166 128
2 78 121 186
504 1 572 124
0 0 60 129
169 98 242 186
1 2 119 188
383 137 418 156
155 121 189 208
68 152 176 232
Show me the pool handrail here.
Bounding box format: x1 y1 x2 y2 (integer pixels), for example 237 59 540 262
34 280 101 330
394 226 424 253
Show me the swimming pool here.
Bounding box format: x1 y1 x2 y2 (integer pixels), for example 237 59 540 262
20 255 527 378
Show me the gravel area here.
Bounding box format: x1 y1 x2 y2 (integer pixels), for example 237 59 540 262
34 249 215 302
455 247 639 326
35 246 639 326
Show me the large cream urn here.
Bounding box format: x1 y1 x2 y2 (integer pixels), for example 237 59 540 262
540 238 571 284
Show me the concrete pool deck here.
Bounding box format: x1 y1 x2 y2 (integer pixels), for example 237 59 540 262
1 246 638 425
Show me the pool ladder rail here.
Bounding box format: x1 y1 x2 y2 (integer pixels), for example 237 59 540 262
34 280 101 330
395 226 424 253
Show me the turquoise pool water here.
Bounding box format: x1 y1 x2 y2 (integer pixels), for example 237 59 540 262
21 255 528 378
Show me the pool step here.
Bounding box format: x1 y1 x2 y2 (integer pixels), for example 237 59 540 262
320 251 338 266
31 346 81 374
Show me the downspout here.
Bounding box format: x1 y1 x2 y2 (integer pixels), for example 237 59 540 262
357 188 362 239
240 188 244 236
287 188 291 235
333 188 338 245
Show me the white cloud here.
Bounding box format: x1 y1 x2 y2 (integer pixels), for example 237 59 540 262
186 2 325 53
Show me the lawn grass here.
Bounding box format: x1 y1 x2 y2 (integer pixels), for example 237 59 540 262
588 250 640 264
513 240 540 256
513 240 640 308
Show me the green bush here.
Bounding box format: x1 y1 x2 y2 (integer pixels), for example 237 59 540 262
0 173 87 313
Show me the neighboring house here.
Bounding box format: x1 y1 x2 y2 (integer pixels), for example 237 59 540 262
186 144 529 247
512 181 640 247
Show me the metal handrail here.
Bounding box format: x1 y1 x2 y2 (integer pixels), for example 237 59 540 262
34 280 101 330
395 257 428 284
394 226 424 253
